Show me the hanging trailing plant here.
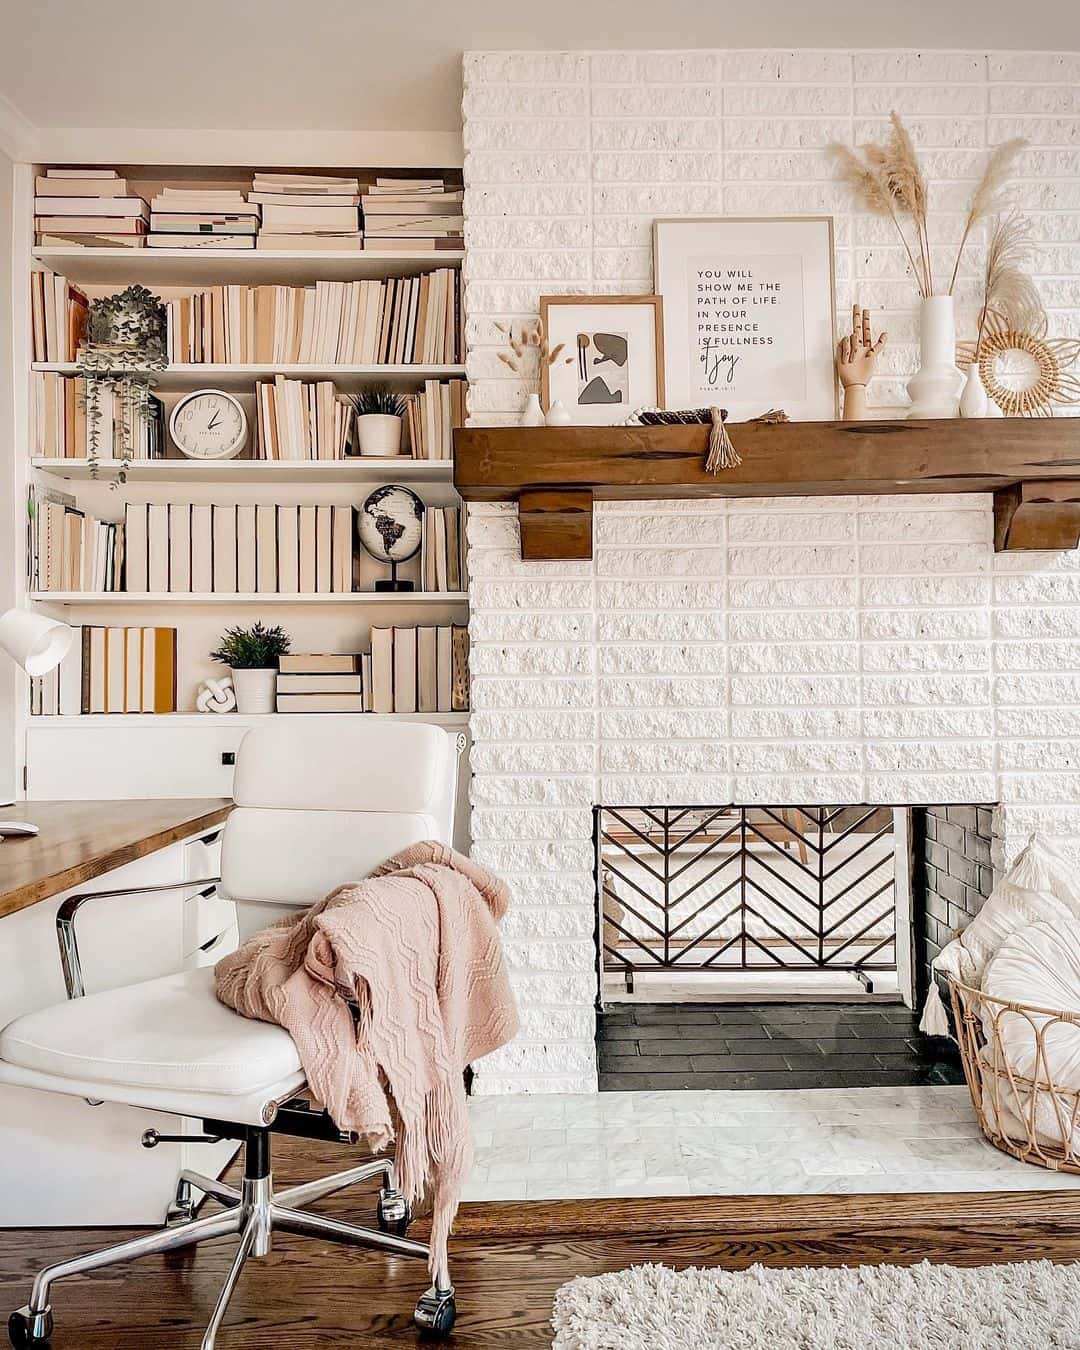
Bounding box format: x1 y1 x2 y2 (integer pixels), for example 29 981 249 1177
76 284 168 484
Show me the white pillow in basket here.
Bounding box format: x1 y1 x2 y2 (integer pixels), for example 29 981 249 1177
920 833 1080 1034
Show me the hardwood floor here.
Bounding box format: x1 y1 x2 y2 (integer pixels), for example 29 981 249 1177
3 1136 1080 1348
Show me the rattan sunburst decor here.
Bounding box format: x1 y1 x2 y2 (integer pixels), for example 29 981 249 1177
958 314 1080 416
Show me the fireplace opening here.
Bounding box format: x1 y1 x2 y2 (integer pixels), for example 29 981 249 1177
594 803 992 1091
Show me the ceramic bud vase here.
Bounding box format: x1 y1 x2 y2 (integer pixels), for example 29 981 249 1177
959 363 989 418
231 667 277 714
545 398 571 426
519 393 545 427
906 295 964 419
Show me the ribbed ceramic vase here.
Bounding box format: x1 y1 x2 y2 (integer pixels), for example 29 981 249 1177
906 295 964 419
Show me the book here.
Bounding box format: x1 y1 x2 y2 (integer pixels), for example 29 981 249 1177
34 196 149 217
150 214 259 233
277 674 364 693
147 503 169 591
153 627 178 712
436 626 454 713
212 505 238 593
253 173 361 193
37 176 129 196
298 506 317 592
275 693 366 712
417 626 437 713
260 203 360 234
332 506 353 592
168 503 191 593
35 217 147 234
451 625 470 712
276 506 299 592
191 505 213 592
249 191 360 207
148 235 255 250
37 232 146 249
236 505 257 593
256 504 278 591
370 627 394 713
393 626 418 713
256 233 362 251
279 653 362 674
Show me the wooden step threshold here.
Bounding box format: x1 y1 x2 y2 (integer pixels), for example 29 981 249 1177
454 419 1080 559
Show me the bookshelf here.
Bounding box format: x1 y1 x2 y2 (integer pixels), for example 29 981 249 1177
12 157 472 831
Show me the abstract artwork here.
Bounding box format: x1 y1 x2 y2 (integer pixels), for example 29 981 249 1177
541 296 664 425
577 330 629 405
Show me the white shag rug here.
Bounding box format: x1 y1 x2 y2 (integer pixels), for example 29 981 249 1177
551 1260 1080 1349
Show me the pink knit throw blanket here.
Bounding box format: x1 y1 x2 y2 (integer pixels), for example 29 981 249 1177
214 840 518 1280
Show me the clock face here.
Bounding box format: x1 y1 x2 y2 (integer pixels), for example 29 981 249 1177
169 390 247 460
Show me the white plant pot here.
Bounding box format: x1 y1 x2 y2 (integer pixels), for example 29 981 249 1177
519 393 545 427
906 295 964 419
959 363 989 418
356 414 403 456
231 667 277 715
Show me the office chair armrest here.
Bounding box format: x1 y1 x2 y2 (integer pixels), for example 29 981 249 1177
56 877 222 1000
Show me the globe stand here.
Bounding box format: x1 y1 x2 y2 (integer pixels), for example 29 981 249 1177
374 561 414 593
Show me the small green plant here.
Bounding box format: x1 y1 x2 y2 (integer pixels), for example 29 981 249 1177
210 622 291 670
349 387 407 417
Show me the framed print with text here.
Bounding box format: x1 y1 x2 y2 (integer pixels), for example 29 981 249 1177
653 217 838 420
540 294 665 425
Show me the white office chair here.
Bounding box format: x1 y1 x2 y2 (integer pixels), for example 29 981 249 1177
0 719 462 1348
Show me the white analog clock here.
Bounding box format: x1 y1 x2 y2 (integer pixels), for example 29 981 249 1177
169 389 248 460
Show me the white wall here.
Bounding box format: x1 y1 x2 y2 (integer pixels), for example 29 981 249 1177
461 49 1080 1095
0 145 15 804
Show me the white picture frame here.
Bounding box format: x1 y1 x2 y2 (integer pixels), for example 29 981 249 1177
653 216 838 421
540 295 665 426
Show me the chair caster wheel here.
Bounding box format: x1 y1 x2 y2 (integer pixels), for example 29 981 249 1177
376 1186 411 1236
413 1285 456 1337
165 1199 195 1228
8 1306 52 1348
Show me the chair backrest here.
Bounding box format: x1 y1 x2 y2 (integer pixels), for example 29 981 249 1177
220 718 457 937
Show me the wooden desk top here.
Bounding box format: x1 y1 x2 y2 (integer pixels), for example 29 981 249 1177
0 799 232 920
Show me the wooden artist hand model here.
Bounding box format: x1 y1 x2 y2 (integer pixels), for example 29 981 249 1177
837 305 887 421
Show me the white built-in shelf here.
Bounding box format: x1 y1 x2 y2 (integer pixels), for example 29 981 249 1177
32 247 465 286
31 456 454 484
30 711 469 728
31 591 469 606
33 362 466 392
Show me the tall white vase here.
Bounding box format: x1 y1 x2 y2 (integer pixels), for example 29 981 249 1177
906 295 964 419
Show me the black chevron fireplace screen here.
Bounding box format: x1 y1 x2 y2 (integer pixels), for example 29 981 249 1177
595 805 900 994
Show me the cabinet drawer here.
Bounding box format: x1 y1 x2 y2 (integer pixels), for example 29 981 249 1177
183 889 236 959
26 724 253 800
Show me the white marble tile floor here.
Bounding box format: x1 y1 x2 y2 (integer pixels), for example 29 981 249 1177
462 1086 1080 1203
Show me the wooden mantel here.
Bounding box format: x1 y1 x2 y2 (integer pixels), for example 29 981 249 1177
453 419 1080 559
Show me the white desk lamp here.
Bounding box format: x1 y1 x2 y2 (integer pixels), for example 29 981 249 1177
0 609 75 835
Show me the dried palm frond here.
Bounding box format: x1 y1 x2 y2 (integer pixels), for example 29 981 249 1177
882 113 932 292
975 211 1045 353
948 139 1027 293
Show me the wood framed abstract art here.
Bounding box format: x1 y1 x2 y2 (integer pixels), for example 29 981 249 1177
653 217 838 420
539 295 665 425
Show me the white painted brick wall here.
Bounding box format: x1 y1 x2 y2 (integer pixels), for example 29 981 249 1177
461 49 1080 1096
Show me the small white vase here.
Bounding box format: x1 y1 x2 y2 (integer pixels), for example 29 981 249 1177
906 295 964 419
231 667 277 715
545 398 571 426
959 363 989 418
356 414 402 456
519 393 545 427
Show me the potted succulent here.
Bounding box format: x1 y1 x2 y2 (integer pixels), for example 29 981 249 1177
210 621 291 714
349 388 407 456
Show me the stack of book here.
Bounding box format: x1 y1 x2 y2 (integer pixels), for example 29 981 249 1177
255 378 355 460
30 625 177 715
162 273 460 364
148 186 259 250
275 653 366 713
404 379 465 459
420 506 467 592
361 178 463 251
35 169 149 247
30 372 164 461
123 502 354 594
30 272 88 362
250 173 362 249
31 489 124 592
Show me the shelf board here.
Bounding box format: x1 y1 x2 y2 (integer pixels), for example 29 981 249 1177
32 362 466 392
29 711 470 728
31 591 469 605
31 456 454 484
32 246 464 286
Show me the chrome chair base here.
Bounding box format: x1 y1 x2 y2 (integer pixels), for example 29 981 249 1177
8 1131 455 1348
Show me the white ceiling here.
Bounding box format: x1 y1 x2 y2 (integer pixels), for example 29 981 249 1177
2 0 1078 136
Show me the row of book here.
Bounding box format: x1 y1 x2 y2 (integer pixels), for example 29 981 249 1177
255 379 355 461
404 380 463 461
163 273 461 366
276 629 469 714
29 270 87 363
30 372 165 461
32 490 124 592
34 169 463 252
30 626 178 715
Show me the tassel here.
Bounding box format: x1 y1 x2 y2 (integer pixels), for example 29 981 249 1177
919 979 952 1038
704 406 741 472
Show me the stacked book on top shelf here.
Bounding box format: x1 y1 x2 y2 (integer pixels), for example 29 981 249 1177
162 274 461 364
30 625 178 715
276 628 469 714
30 371 164 460
34 169 149 247
361 178 463 252
31 489 124 592
148 186 259 250
251 173 362 251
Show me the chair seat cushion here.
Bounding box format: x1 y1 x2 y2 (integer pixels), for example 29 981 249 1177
0 967 301 1096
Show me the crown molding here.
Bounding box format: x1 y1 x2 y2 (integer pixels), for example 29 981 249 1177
0 92 35 161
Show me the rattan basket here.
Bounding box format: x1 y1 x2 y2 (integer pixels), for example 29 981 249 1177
949 977 1080 1173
